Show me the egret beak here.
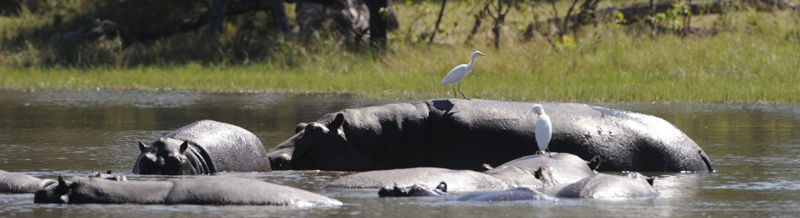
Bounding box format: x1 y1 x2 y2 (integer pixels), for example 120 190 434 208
481 54 487 56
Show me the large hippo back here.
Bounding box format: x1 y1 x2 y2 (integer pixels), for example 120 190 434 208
429 99 713 172
546 103 713 172
268 99 713 172
34 176 342 206
163 120 270 172
425 99 541 170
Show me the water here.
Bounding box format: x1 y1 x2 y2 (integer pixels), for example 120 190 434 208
1 90 799 217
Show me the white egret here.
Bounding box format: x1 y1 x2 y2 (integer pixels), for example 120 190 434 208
440 51 487 98
532 104 552 156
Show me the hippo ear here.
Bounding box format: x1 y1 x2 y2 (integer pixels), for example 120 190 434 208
482 163 494 171
436 182 448 193
56 176 68 191
138 141 150 152
646 177 656 186
295 123 308 134
55 175 71 203
179 141 189 153
534 166 554 185
329 113 345 130
534 167 543 179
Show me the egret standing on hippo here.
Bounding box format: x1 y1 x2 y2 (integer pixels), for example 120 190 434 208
532 104 552 156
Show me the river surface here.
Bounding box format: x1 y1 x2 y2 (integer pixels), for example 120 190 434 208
0 90 798 217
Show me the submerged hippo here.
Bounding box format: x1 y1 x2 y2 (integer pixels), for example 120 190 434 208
325 167 511 191
377 183 553 202
455 187 554 201
324 153 594 191
0 170 125 194
483 152 595 187
268 99 714 172
34 176 342 206
555 172 659 199
378 182 452 197
133 120 270 175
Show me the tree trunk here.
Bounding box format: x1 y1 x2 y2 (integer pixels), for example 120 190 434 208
365 0 388 49
493 0 503 50
206 0 232 41
686 0 692 36
429 0 447 44
465 4 488 44
271 0 291 35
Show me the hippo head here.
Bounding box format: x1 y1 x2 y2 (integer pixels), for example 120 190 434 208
87 170 127 181
268 113 367 170
34 176 72 203
132 138 197 175
626 172 656 186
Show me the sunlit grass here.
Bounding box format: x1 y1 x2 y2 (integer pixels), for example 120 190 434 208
1 1 799 103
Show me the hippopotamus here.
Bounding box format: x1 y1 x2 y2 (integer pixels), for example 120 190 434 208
0 170 56 194
324 153 594 192
555 172 659 199
133 120 270 175
377 183 553 202
378 182 452 197
34 176 342 206
0 170 125 194
267 99 714 172
324 167 512 191
85 170 128 182
483 152 595 187
455 187 554 201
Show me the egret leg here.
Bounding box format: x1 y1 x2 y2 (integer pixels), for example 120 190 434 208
451 85 458 98
457 83 468 99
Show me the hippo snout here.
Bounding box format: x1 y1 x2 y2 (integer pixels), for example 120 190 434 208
268 152 292 170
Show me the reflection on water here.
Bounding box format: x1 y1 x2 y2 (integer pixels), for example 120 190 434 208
1 90 800 217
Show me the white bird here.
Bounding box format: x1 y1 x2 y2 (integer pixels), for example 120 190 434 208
440 51 487 98
532 104 552 156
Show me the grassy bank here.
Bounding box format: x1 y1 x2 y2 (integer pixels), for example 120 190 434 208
1 1 800 103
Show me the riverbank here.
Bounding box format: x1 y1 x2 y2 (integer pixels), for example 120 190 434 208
1 2 799 103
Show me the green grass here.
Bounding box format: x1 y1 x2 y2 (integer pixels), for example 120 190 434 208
1 1 800 103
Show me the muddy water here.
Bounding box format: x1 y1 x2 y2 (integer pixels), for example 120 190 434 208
1 90 799 217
